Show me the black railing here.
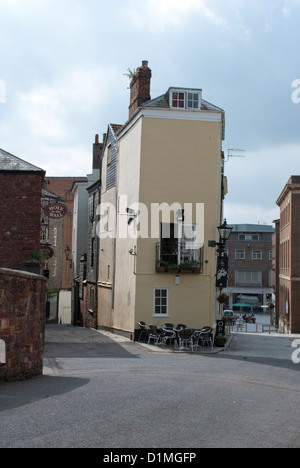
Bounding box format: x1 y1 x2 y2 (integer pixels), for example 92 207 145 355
156 242 204 274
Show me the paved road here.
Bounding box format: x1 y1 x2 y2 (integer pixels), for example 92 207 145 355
1 325 300 448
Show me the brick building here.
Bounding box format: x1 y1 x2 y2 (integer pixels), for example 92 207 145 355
0 148 45 271
275 176 300 333
44 177 87 323
224 224 274 311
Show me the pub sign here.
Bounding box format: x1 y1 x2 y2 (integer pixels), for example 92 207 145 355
216 256 229 288
44 203 67 219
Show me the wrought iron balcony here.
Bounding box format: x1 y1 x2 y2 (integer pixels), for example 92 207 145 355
156 241 204 274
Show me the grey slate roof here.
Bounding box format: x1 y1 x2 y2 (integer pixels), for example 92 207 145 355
42 186 65 201
141 90 224 113
0 148 45 173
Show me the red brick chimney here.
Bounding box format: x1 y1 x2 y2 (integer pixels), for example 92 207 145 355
129 60 152 119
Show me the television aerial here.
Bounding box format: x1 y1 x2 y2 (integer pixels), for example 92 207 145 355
226 148 246 162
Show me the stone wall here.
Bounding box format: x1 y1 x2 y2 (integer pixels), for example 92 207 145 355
0 268 47 383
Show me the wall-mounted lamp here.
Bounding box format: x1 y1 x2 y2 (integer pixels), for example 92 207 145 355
40 218 48 241
128 246 137 275
65 246 71 260
208 219 232 255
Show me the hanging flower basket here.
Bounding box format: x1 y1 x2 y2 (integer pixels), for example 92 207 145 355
217 293 229 304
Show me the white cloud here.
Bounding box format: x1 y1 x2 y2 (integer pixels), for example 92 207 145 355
16 65 120 142
38 144 93 176
224 202 279 225
282 6 291 18
224 142 300 225
18 88 67 141
123 0 229 32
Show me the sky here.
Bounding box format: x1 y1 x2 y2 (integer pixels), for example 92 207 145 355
0 0 300 225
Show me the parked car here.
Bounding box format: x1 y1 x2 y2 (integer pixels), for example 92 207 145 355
222 310 239 324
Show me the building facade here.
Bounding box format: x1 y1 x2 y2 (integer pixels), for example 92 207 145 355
72 165 100 326
41 185 66 322
224 224 274 310
275 176 300 333
74 135 103 328
0 148 45 272
97 61 227 338
44 177 87 323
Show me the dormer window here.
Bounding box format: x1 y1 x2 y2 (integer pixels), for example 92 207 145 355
172 92 185 108
169 89 202 110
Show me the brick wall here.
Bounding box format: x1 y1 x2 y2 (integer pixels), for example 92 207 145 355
277 177 300 333
45 177 87 290
0 268 47 382
0 172 44 270
227 230 273 288
129 61 152 118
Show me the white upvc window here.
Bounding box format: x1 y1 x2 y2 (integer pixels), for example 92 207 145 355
252 250 262 260
153 288 169 317
187 92 200 109
235 250 245 260
170 89 202 110
236 270 262 285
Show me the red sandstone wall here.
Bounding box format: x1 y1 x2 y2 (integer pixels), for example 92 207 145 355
0 268 47 382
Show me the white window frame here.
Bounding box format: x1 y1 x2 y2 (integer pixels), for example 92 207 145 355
169 89 202 110
238 234 260 241
252 250 262 260
153 288 169 317
235 250 245 260
235 270 262 285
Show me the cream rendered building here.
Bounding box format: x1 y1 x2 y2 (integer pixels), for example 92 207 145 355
97 61 226 339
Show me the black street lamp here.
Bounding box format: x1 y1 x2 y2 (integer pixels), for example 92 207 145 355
217 219 233 243
215 220 232 288
209 219 232 254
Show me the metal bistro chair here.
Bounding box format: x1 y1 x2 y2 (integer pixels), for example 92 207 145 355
194 327 214 351
176 324 187 330
176 328 194 352
137 321 149 342
161 328 176 348
148 325 164 346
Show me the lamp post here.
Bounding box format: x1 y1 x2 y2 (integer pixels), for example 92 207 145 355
214 220 232 319
216 219 232 256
